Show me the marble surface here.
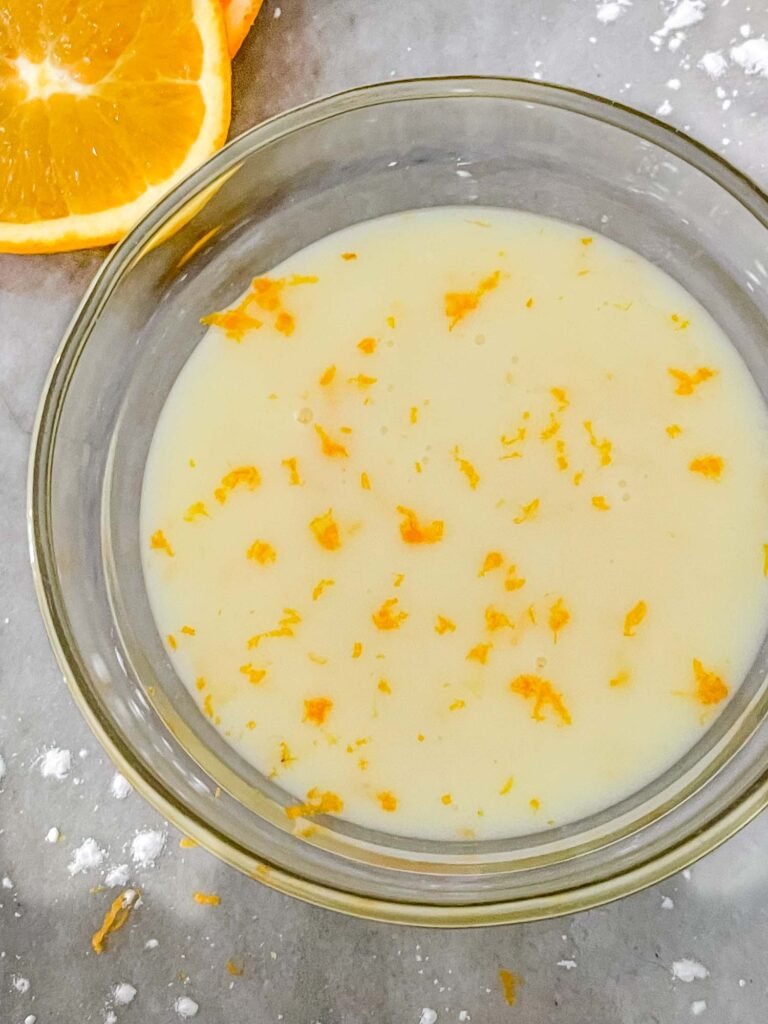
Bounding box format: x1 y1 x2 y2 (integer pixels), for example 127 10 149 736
1 2 768 1022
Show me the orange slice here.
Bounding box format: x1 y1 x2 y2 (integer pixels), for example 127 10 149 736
221 0 264 56
0 0 231 254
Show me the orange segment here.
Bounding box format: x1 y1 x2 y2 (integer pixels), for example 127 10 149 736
0 0 231 253
220 0 263 56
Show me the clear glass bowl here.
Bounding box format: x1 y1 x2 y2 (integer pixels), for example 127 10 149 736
29 78 768 926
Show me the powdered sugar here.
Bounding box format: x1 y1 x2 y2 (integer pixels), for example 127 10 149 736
661 895 675 909
596 0 632 24
68 837 106 875
0 752 6 784
104 863 130 887
691 1001 707 1016
113 983 137 1006
698 50 728 77
419 1010 438 1024
672 958 710 982
12 975 30 993
175 996 199 1018
730 38 768 78
110 773 132 800
557 958 578 969
45 826 60 843
130 829 166 867
39 747 72 780
651 0 707 46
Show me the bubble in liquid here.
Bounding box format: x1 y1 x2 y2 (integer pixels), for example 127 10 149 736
474 333 486 346
296 407 313 424
536 656 547 670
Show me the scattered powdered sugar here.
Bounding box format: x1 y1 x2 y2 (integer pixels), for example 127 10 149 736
104 863 130 887
730 38 768 78
691 1000 707 1016
656 98 674 115
458 1013 470 1022
45 826 60 843
2 875 13 888
557 959 578 970
145 938 159 950
12 975 31 993
682 868 692 880
419 1010 438 1024
175 996 199 1018
24 1016 36 1024
666 77 682 89
105 1013 117 1024
110 773 132 800
672 958 710 983
130 829 166 867
0 752 6 784
39 747 72 780
68 838 106 875
650 0 707 46
661 895 675 909
698 50 728 77
113 983 137 1006
595 0 631 24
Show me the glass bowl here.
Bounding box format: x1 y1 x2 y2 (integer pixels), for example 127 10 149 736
29 77 768 926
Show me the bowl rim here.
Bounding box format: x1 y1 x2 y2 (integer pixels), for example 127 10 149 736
28 75 768 927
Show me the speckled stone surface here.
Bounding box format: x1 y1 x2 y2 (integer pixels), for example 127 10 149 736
1 2 767 1022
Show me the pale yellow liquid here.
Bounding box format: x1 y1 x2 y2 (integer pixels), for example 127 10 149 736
141 208 768 840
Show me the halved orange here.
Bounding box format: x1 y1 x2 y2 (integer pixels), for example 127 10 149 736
0 0 231 253
221 0 264 57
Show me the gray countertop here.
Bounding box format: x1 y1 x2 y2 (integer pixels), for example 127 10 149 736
1 2 767 1022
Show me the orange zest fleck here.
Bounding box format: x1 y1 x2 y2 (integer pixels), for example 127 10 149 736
275 311 295 336
610 670 630 688
692 659 729 705
285 787 344 819
479 551 503 576
689 455 724 480
377 791 398 811
510 674 572 725
341 252 357 261
348 374 377 389
435 615 456 635
314 424 349 458
529 798 540 810
466 642 492 665
372 597 408 631
551 386 569 411
239 663 267 685
312 578 335 601
666 424 683 438
485 606 514 632
200 305 262 342
309 509 342 551
91 889 140 955
377 679 392 694
357 336 377 354
179 837 198 848
150 529 174 557
591 495 610 511
183 501 209 522
180 625 195 636
319 364 336 386
281 457 302 486
623 600 647 637
583 420 612 466
386 316 396 329
670 313 690 330
246 608 301 649
441 793 452 805
548 597 570 642
167 634 177 650
513 498 540 524
555 438 569 471
226 961 244 976
573 470 584 486
581 236 593 246
499 968 522 1006
505 566 526 591
396 505 444 544
193 892 221 906
763 544 768 577
246 539 276 565
303 697 333 725
453 447 480 489
525 297 534 309
195 677 206 691
444 270 502 330
448 699 465 711
203 693 215 718
499 776 514 795
540 413 560 441
352 641 363 658
288 274 319 286
214 465 261 504
279 741 296 766
360 471 372 491
668 366 716 395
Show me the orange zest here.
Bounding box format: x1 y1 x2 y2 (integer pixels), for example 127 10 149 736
303 697 333 725
312 579 335 601
609 670 630 688
396 505 444 544
583 420 612 466
281 457 302 486
357 336 377 354
183 501 209 522
314 424 348 458
91 888 140 955
548 597 570 642
214 465 260 504
201 306 261 341
485 606 514 632
246 539 276 565
285 787 343 819
319 364 336 386
505 565 526 591
623 600 647 637
150 529 174 557
513 498 540 524
499 969 522 1007
668 366 716 395
591 495 610 511
193 891 221 906
239 663 266 685
309 509 341 551
444 270 502 329
479 551 503 576
466 642 492 665
692 658 729 705
435 615 456 635
376 791 398 811
689 455 724 480
372 597 408 631
510 674 572 725
453 447 480 489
